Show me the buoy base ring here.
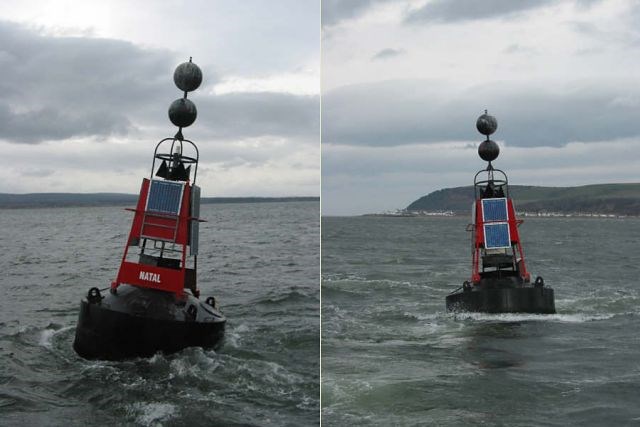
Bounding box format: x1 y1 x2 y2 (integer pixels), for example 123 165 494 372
446 285 555 314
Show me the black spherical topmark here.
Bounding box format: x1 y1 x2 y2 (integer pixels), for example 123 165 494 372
174 61 203 92
476 113 498 136
478 139 500 162
168 98 197 128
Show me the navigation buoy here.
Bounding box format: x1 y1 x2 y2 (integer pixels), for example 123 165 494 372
73 59 226 360
445 111 555 314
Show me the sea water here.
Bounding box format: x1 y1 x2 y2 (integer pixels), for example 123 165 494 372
0 202 319 426
322 215 640 426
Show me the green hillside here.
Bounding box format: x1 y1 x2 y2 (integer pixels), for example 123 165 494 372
406 183 640 216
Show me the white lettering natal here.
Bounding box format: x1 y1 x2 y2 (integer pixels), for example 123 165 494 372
139 271 161 283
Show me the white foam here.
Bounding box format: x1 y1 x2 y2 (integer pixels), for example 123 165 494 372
39 326 73 348
225 332 241 348
449 312 615 323
296 395 317 410
324 274 433 292
148 353 167 365
409 312 441 321
262 360 305 385
223 322 251 349
39 329 56 348
234 323 250 333
323 273 367 281
129 402 177 426
169 358 191 377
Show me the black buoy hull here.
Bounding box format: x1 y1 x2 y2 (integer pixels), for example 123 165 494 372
73 285 225 360
446 286 555 314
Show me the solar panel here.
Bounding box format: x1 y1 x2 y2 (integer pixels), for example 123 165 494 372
484 223 511 249
146 180 184 215
482 198 508 222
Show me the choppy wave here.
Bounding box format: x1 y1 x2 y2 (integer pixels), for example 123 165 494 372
38 324 74 349
0 203 319 426
446 311 617 323
322 215 640 426
128 402 178 426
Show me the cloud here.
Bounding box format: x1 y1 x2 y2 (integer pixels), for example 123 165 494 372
567 18 640 49
0 20 319 146
322 0 395 27
197 92 319 141
322 138 640 215
503 44 538 55
0 1 319 197
322 79 640 148
0 20 175 143
1 131 320 196
20 168 55 178
371 48 406 60
0 103 131 143
320 0 635 214
404 0 556 24
404 0 605 24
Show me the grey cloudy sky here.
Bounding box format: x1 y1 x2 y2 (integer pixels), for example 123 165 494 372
322 0 640 215
1 0 319 197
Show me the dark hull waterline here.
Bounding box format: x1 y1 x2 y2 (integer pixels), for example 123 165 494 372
73 285 226 360
446 286 556 314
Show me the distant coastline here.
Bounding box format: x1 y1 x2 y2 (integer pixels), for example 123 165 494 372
0 193 319 209
404 183 640 217
356 183 640 218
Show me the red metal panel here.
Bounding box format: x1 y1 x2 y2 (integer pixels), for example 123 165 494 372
472 199 483 283
507 199 520 242
131 181 192 244
141 215 179 241
471 197 530 284
112 179 195 295
127 179 150 242
475 199 484 245
116 261 184 293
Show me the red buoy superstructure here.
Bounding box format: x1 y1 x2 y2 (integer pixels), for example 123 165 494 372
73 59 226 360
445 111 555 313
469 168 530 287
112 139 203 298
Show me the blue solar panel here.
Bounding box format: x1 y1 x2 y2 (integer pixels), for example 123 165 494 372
484 223 511 249
147 180 184 215
482 198 508 222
